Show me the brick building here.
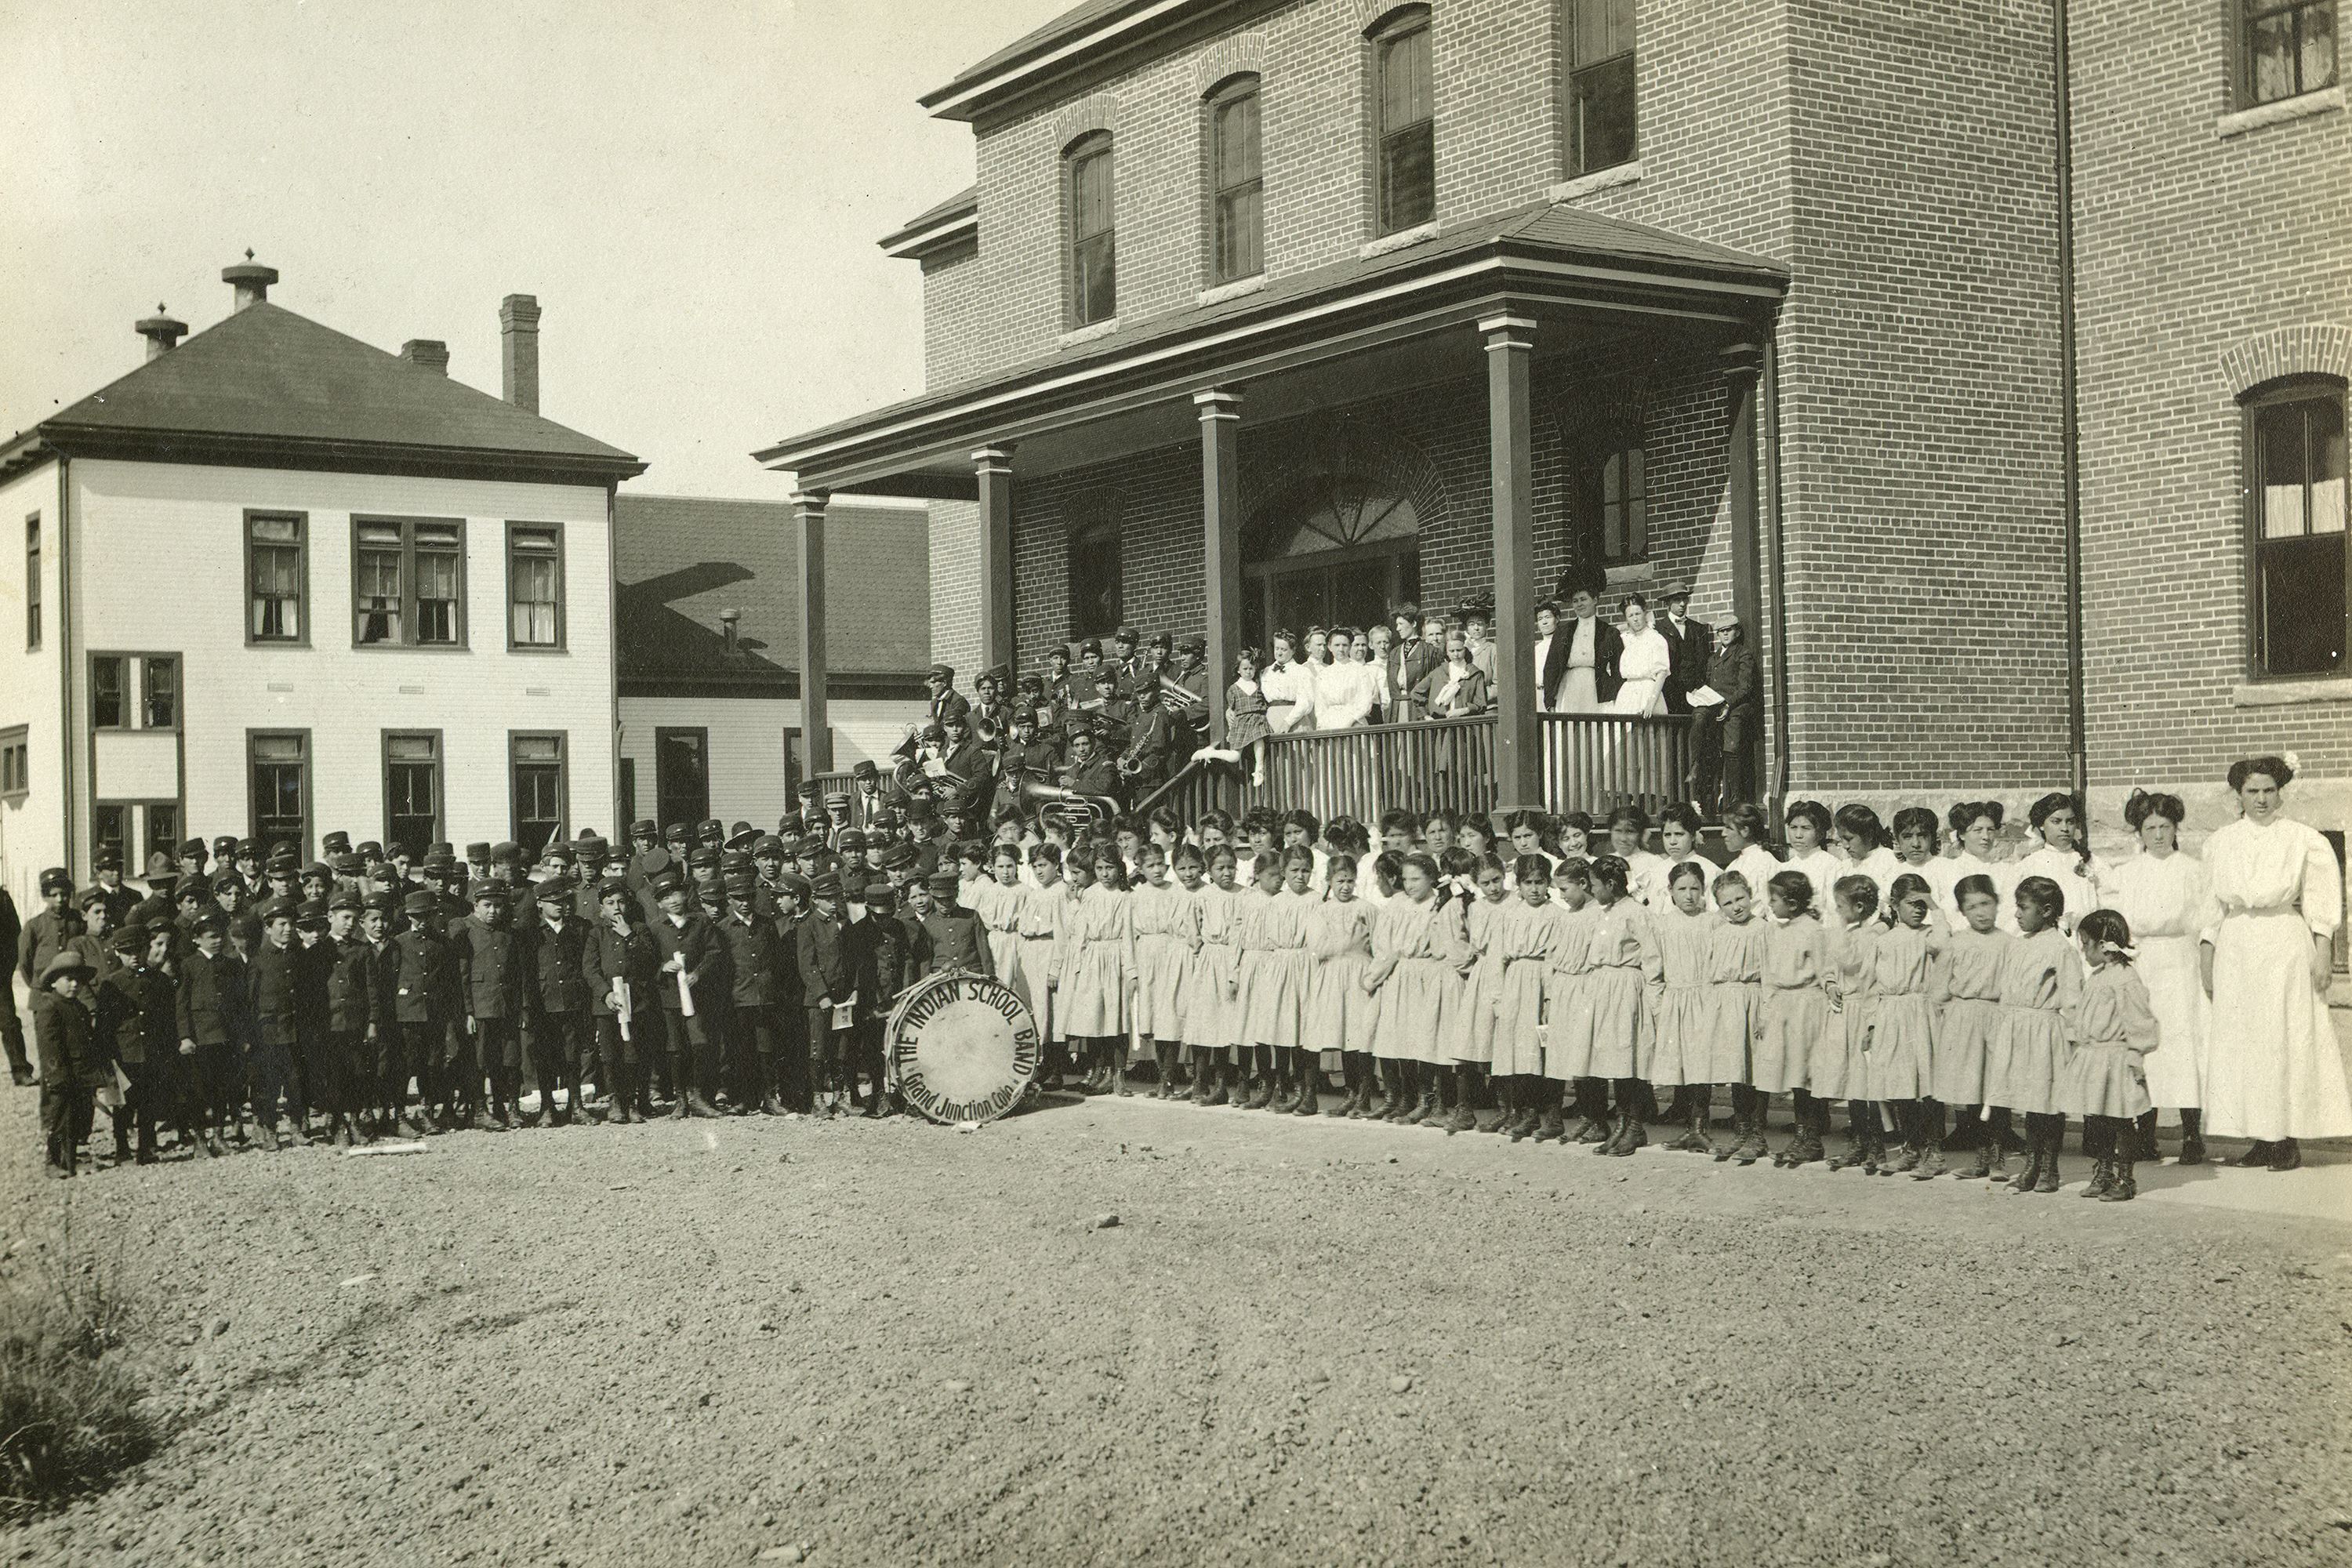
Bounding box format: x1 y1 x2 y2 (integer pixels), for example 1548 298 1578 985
757 0 2347 876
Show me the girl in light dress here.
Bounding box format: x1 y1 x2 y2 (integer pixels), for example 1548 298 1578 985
1490 857 1564 1141
1820 876 1885 1172
1229 852 1284 1109
2015 792 2101 931
1833 804 1904 910
1755 868 1833 1167
1061 851 1138 1096
1537 858 1599 1142
1305 855 1380 1118
1013 844 1069 1086
2063 909 2161 1203
1645 803 1711 912
1606 807 1669 909
1129 842 1196 1099
1554 811 1595 864
1721 804 1784 916
1367 853 1465 1124
1446 855 1512 1134
1254 848 1321 1116
1940 875 2020 1181
1987 876 2082 1194
1578 855 1661 1157
2096 789 2214 1163
1647 861 1719 1154
1890 806 1960 927
973 845 1025 985
1704 869 1772 1163
1210 648 1272 785
1184 846 1244 1105
1863 873 1944 1178
1780 800 1845 912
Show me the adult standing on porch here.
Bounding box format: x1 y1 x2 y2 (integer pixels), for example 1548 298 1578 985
1692 618 1759 811
1546 587 1624 714
1530 601 1562 710
1262 631 1317 736
1654 583 1711 715
1312 627 1379 730
1385 606 1443 723
2198 755 2351 1172
1604 597 1671 717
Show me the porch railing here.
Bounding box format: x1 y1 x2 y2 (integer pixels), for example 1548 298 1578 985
1241 715 1498 823
1538 712 1694 818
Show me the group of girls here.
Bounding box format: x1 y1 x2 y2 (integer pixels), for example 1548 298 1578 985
950 775 2325 1206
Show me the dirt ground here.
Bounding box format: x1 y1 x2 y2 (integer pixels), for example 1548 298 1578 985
3 1076 2349 1568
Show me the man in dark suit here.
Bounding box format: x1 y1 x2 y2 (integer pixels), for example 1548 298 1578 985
849 760 887 826
924 664 971 728
937 710 993 819
1654 581 1713 716
1693 616 1761 811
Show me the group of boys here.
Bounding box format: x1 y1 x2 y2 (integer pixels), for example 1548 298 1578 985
17 812 996 1178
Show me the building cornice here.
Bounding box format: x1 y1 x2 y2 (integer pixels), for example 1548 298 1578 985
27 423 648 488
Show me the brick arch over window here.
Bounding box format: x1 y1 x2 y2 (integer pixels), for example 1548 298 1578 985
1238 416 1450 545
1053 93 1121 149
2219 323 2352 396
1356 0 1439 28
1193 31 1267 95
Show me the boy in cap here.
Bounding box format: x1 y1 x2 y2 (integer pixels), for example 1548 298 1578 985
34 950 100 1176
795 872 855 1118
242 897 301 1150
850 880 909 1117
96 922 173 1165
454 882 521 1130
647 870 724 1118
316 890 376 1145
18 867 84 1011
387 889 450 1137
924 663 970 728
583 877 657 1122
284 896 332 1143
176 909 245 1155
917 869 994 981
89 848 140 929
715 864 788 1114
518 875 591 1126
850 760 885 826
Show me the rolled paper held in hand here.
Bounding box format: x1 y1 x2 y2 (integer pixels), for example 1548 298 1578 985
677 967 695 1018
615 978 633 1041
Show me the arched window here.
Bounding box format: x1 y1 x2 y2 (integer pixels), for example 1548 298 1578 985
1065 132 1117 328
2245 375 2347 677
1067 510 1123 638
1370 8 1434 234
1205 74 1263 284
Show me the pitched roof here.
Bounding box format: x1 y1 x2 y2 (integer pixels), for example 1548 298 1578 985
5 302 643 484
924 0 1152 105
613 494 930 691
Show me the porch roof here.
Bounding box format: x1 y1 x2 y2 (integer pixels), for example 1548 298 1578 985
753 199 1788 495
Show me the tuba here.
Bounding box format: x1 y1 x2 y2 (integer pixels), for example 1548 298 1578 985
1018 776 1119 833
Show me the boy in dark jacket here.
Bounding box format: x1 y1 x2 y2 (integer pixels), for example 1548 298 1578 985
583 877 657 1122
646 870 724 1119
94 924 172 1165
713 869 787 1115
517 877 590 1126
388 889 448 1136
34 950 100 1177
176 910 247 1156
243 898 302 1150
318 891 376 1145
453 883 521 1130
796 873 853 1119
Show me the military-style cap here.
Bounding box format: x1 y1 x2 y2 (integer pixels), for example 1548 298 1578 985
465 841 492 862
542 844 577 867
593 875 630 902
719 850 753 873
354 840 383 861
920 721 946 742
254 895 297 922
796 779 820 798
926 869 960 895
361 890 398 913
826 792 852 811
466 880 507 904
332 852 364 877
38 867 71 895
686 845 720 869
943 707 969 727
575 833 610 859
178 837 209 859
1112 625 1138 645
927 662 955 684
863 881 895 906
174 874 212 900
489 842 521 867
214 834 243 856
649 869 686 898
661 822 691 844
775 872 812 901
1092 666 1120 687
1078 637 1102 657
1178 634 1206 655
753 834 786 857
299 861 332 882
851 759 879 780
880 842 917 872
793 835 826 858
419 850 457 874
535 876 573 903
695 818 724 843
93 848 122 871
295 898 330 927
327 887 365 913
74 884 109 909
109 923 148 954
401 890 440 917
628 819 659 838
837 828 867 851
808 872 841 900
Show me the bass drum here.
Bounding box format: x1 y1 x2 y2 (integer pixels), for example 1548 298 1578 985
885 970 1042 1125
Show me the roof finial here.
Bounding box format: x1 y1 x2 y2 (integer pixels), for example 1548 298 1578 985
245 248 255 262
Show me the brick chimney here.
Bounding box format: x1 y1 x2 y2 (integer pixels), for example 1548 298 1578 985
136 305 187 361
223 250 276 310
499 294 540 414
401 339 450 375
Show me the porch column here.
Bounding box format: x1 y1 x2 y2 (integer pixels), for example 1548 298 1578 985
793 488 833 775
1481 313 1541 811
1196 388 1244 744
1720 342 1764 638
974 445 1016 678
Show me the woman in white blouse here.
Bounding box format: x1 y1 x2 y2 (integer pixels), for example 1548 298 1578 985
1261 630 1316 735
1604 596 1671 717
2199 755 2351 1171
2097 789 2216 1162
1312 626 1378 731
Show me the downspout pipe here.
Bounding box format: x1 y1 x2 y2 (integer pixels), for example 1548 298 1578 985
1763 330 1791 826
2055 0 2088 800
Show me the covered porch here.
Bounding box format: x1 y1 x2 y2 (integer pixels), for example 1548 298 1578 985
757 200 1789 818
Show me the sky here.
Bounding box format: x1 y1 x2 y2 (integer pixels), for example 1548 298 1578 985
0 0 1071 495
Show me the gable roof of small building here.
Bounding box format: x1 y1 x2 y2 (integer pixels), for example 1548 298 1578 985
0 301 644 486
614 493 931 698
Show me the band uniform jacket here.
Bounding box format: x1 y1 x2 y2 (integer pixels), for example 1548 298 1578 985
582 916 658 1018
916 906 996 980
1120 706 1174 788
646 910 724 1014
517 913 591 1018
1059 754 1123 806
18 908 85 993
843 912 901 1020
324 935 377 1036
797 912 852 1011
929 687 972 728
176 946 249 1047
714 906 788 1008
1658 614 1713 714
247 941 303 1048
97 962 175 1068
938 736 993 816
453 917 521 1022
389 926 445 1025
35 988 106 1094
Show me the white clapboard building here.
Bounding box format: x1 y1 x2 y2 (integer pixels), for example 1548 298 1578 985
0 259 644 902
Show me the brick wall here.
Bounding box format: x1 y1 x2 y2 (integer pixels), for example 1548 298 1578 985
921 240 985 389
2071 0 2352 837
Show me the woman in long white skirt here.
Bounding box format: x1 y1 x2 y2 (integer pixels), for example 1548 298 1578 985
2097 789 2216 1161
2199 756 2352 1171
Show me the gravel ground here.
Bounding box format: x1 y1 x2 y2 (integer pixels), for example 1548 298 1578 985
4 1080 2349 1568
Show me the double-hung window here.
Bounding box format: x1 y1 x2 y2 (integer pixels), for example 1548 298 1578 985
510 732 567 857
24 516 38 650
1374 9 1435 234
1068 133 1117 328
1209 78 1264 284
2248 379 2348 677
2242 0 2339 106
1567 0 1638 176
507 523 564 648
246 513 305 642
354 517 466 647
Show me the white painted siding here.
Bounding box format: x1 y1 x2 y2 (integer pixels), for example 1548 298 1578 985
0 461 63 909
617 695 925 831
67 459 617 862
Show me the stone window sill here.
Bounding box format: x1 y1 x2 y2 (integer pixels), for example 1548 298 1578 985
2230 674 2352 707
1197 276 1265 307
1604 562 1654 587
1548 160 1645 201
1359 221 1439 260
1058 317 1120 350
2216 85 2344 139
